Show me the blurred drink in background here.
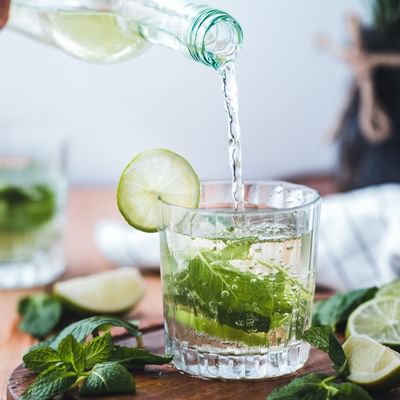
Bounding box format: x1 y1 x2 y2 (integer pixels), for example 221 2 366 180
0 124 67 288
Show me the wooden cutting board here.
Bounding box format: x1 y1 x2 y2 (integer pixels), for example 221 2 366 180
8 328 400 400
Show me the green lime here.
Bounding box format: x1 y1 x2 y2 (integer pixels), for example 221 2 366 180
54 268 145 314
376 279 400 298
117 149 200 233
173 307 268 347
346 297 400 349
343 335 400 390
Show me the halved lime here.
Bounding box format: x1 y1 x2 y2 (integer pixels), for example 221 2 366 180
54 268 145 314
376 279 400 298
117 149 200 233
346 297 400 349
343 335 400 390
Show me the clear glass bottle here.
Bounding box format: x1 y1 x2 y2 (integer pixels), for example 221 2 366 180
8 0 243 68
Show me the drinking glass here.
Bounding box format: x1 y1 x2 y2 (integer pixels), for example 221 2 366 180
159 181 320 379
0 124 67 288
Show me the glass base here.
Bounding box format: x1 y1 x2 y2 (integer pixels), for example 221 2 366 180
168 338 310 380
0 249 65 289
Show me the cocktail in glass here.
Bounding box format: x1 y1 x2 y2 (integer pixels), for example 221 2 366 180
159 181 320 379
0 125 67 288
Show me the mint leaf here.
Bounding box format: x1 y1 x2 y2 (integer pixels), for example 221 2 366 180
267 373 329 399
219 238 255 260
79 362 135 396
23 347 61 373
170 252 277 333
48 316 141 348
303 326 348 375
331 382 373 400
18 293 62 339
58 335 85 373
20 365 77 400
312 287 377 331
84 332 113 369
110 345 172 366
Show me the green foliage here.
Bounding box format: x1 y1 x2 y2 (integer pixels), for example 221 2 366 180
110 345 173 367
18 293 63 339
267 327 373 399
23 347 61 373
83 332 113 369
312 287 377 331
303 326 349 375
79 362 135 396
20 365 77 400
267 373 330 400
47 315 141 348
21 316 171 399
58 335 85 373
0 185 56 232
267 374 372 400
331 382 373 400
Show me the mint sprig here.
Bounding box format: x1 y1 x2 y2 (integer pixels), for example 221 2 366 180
267 373 372 400
266 326 371 400
21 316 172 400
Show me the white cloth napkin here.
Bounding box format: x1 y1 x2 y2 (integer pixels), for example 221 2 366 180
317 184 400 291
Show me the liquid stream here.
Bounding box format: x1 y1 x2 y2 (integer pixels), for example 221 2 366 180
219 63 245 210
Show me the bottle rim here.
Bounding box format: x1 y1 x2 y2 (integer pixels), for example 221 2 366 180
188 9 243 69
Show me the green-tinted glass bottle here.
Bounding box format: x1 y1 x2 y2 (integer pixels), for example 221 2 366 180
8 0 243 69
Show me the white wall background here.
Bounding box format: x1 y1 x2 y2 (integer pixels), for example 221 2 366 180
0 1 369 185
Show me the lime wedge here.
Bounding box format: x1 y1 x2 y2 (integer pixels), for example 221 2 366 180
376 279 400 298
54 268 145 314
117 149 200 233
343 335 400 390
346 297 400 349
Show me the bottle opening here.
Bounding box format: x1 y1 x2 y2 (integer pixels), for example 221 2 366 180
189 9 243 69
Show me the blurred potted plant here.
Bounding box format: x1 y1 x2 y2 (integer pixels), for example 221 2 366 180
320 0 400 191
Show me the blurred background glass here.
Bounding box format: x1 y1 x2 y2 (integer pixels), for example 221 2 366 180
0 123 67 288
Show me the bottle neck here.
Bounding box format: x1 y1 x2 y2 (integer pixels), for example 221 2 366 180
8 0 243 68
117 1 243 69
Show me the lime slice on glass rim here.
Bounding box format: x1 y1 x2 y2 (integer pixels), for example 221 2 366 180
117 149 200 232
346 297 400 349
376 279 400 298
54 268 145 314
343 335 400 390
